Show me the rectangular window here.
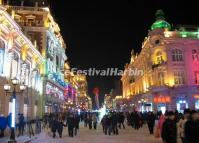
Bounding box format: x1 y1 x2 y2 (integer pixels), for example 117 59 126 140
174 71 185 85
194 71 199 84
0 49 4 74
11 60 18 79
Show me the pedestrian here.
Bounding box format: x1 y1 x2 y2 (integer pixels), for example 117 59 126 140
147 112 155 134
18 113 24 137
92 114 98 130
111 112 118 135
67 113 75 137
51 116 58 138
74 114 80 136
0 114 7 138
178 109 190 143
57 118 66 138
134 112 140 130
88 114 92 130
118 112 125 129
101 115 106 133
185 110 199 143
161 111 177 143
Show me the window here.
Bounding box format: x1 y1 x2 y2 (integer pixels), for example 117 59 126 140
156 51 163 64
174 71 185 85
192 49 199 61
0 41 5 74
11 53 19 79
56 55 59 69
172 49 183 61
155 40 160 45
194 71 199 84
27 18 35 26
157 72 164 86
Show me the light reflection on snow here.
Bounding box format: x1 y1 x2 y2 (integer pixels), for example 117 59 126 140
98 105 106 121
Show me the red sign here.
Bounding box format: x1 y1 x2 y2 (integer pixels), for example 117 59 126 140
194 94 199 99
154 96 171 103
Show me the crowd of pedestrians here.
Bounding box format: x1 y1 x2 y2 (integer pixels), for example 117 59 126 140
0 109 199 143
0 113 41 139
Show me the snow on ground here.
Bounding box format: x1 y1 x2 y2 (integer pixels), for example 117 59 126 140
31 124 162 143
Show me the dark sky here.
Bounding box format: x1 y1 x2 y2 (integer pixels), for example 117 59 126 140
8 0 199 106
48 0 199 105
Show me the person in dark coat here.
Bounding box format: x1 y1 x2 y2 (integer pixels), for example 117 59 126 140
105 114 111 135
185 110 199 143
111 112 118 135
74 114 80 136
134 112 140 130
57 119 66 138
67 113 75 137
0 114 7 137
161 111 177 143
51 116 58 138
147 112 155 134
92 114 98 130
118 112 125 129
18 114 25 137
88 114 92 130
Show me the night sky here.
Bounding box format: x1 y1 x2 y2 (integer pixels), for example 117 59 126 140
9 0 199 105
49 0 199 105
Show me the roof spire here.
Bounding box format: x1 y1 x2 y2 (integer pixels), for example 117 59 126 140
155 9 165 20
151 9 171 30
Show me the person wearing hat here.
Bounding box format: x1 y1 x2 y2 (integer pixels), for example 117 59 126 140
185 110 199 143
161 111 177 143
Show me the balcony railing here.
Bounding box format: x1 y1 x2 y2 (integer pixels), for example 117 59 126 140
152 60 167 70
11 6 48 12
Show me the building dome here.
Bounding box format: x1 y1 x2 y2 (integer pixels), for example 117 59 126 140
151 10 171 30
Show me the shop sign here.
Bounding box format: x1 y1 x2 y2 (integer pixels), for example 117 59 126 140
154 96 171 103
194 94 199 99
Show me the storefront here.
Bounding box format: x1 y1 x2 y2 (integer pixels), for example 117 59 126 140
45 81 65 113
194 94 199 109
176 100 188 113
153 96 171 114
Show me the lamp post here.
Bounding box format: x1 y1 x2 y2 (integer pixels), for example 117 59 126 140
4 77 26 143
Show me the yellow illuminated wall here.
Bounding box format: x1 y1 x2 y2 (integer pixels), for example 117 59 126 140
32 55 38 68
151 48 167 64
21 44 29 61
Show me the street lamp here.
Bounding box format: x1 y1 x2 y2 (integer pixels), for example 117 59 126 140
4 78 26 143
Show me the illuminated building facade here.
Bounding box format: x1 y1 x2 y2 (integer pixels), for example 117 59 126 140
0 5 44 119
7 1 67 113
74 74 92 110
121 10 199 113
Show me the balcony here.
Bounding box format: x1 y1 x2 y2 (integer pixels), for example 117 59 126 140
152 60 167 70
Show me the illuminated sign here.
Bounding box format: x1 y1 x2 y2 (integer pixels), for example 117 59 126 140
194 94 199 99
154 96 171 103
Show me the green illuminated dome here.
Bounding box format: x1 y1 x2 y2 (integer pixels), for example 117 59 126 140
151 10 171 30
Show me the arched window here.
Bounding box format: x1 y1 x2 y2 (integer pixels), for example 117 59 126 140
156 51 163 64
0 40 5 73
11 52 19 79
172 49 183 61
192 49 198 61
